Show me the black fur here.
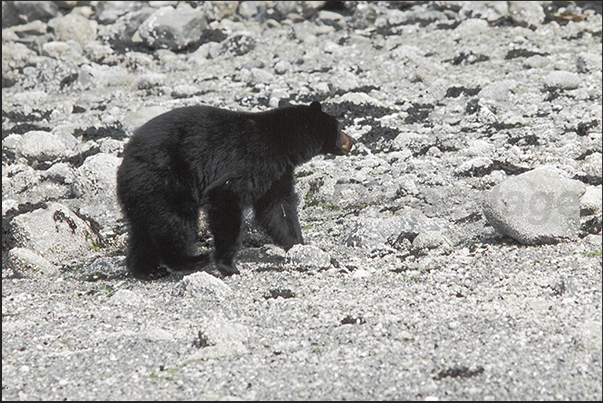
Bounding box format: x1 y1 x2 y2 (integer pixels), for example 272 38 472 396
116 101 353 279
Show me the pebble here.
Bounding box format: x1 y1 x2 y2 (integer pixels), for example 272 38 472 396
580 185 602 216
543 70 581 90
109 289 145 307
174 272 232 298
285 244 331 270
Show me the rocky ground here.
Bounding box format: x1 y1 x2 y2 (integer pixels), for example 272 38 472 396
2 1 602 400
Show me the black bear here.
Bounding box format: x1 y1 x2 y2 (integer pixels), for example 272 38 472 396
116 100 354 279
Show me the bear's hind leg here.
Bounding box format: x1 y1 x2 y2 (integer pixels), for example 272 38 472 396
154 207 212 273
126 225 169 279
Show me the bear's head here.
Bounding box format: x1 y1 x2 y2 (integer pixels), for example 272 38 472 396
279 100 355 156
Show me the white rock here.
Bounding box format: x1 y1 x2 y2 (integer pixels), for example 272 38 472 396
190 317 248 359
137 3 207 51
338 92 383 106
17 131 69 162
274 60 292 75
581 152 602 184
2 133 23 151
351 269 371 279
237 1 258 19
41 41 86 63
412 231 448 251
142 327 174 342
56 12 98 47
544 71 581 90
109 289 145 307
580 185 602 216
73 153 122 201
2 164 38 196
580 321 602 351
467 139 495 157
453 18 489 36
8 247 60 277
250 67 276 85
10 202 99 265
175 271 231 297
523 55 548 69
483 166 586 244
479 81 513 102
455 157 493 176
317 10 345 28
2 42 37 68
286 244 331 269
508 1 545 26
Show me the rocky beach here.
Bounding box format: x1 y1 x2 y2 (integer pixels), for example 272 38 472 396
2 1 602 400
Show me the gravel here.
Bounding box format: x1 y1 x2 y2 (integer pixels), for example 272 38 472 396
2 1 602 400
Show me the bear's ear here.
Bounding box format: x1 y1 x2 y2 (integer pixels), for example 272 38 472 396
310 101 322 111
278 99 292 108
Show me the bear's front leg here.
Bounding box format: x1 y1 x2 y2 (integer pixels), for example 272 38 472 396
205 185 242 276
253 170 304 250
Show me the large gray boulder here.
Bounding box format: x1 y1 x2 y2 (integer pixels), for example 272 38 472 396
16 131 70 162
72 153 122 228
137 3 207 51
9 202 100 266
483 166 586 244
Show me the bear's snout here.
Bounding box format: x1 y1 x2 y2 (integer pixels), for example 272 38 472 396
337 130 355 155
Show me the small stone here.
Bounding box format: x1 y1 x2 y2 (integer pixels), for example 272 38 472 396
508 1 545 27
478 81 512 102
55 12 98 47
237 1 258 19
175 271 231 297
41 41 86 63
274 60 292 75
285 244 331 269
109 289 144 307
580 321 602 351
317 10 345 29
523 55 548 69
351 269 371 278
222 34 256 57
347 208 440 250
580 186 602 216
412 231 447 251
543 71 580 91
8 247 59 277
581 153 602 185
249 67 276 85
190 317 248 359
142 327 173 342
